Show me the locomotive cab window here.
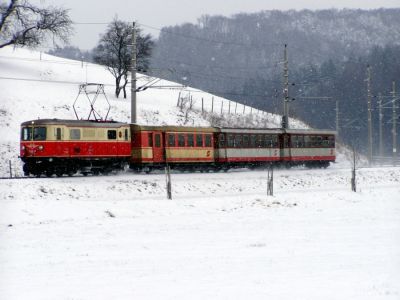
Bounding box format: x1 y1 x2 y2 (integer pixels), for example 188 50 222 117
21 127 32 141
107 130 117 140
33 127 46 140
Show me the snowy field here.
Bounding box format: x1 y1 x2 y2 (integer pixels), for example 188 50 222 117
0 46 399 299
0 166 399 299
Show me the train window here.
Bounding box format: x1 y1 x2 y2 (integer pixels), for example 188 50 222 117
227 134 234 147
310 136 316 147
243 135 249 147
70 129 81 140
304 136 310 147
250 135 256 147
148 133 153 147
187 134 194 147
108 130 117 140
218 134 225 147
205 135 212 147
55 128 62 140
255 135 262 148
291 135 298 147
298 135 305 148
33 127 46 140
328 136 335 147
178 134 185 147
317 136 323 147
196 134 203 147
234 135 242 148
259 135 266 147
155 134 161 147
21 127 32 141
265 135 272 148
168 134 175 146
284 135 289 148
322 136 329 147
124 129 129 141
272 135 278 147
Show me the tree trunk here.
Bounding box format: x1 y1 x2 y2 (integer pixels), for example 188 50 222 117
115 76 121 98
122 75 128 99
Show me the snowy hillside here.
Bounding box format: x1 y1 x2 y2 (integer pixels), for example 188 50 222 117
0 46 290 177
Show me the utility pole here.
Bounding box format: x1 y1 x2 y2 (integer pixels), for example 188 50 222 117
366 65 373 164
131 21 137 124
392 81 397 165
282 44 289 129
378 93 384 157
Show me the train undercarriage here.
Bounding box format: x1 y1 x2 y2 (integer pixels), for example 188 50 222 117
22 157 129 177
22 157 331 177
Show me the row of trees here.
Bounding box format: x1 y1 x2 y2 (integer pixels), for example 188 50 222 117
239 45 400 154
1 1 154 99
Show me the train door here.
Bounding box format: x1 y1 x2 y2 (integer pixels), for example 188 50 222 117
279 134 291 162
215 133 227 162
152 132 164 163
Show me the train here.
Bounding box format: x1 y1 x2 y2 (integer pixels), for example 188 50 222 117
19 118 336 177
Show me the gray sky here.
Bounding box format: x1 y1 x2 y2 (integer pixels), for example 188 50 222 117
34 0 400 50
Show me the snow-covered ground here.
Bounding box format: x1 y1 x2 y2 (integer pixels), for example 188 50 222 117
0 46 399 299
0 167 399 299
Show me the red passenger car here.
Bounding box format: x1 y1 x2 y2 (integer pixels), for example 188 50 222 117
130 125 216 172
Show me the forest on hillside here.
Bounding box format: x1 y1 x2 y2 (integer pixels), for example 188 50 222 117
149 8 400 154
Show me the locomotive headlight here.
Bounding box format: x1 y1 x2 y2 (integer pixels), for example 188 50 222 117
38 145 44 151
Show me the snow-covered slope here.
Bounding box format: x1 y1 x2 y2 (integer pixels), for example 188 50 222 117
0 46 291 177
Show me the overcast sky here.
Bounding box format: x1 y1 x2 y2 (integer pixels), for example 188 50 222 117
33 0 400 50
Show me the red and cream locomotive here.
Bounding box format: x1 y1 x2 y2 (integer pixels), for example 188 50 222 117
20 119 336 176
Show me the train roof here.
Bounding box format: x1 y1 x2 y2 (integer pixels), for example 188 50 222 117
21 119 128 128
131 124 217 133
219 127 284 134
284 129 337 135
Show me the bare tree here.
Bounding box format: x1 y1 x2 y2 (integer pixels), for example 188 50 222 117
0 0 72 49
92 18 154 98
